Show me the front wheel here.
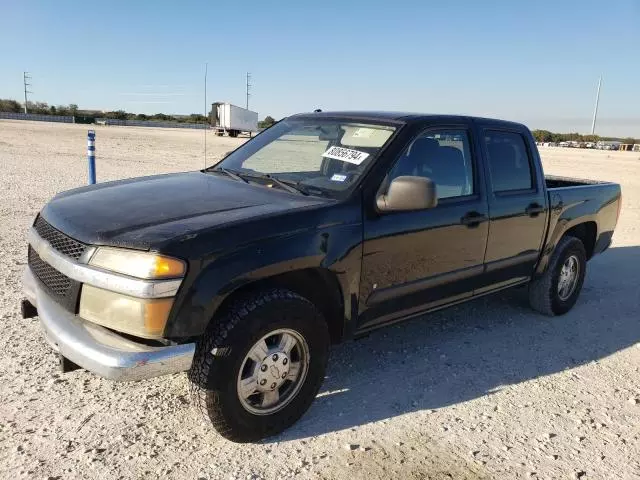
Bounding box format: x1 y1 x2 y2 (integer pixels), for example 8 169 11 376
529 236 587 316
188 289 329 442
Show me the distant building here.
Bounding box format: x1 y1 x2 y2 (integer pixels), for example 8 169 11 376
633 144 640 152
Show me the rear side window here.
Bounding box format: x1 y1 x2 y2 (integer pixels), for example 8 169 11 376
484 131 533 192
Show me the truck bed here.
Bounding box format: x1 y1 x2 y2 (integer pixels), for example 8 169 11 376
540 175 621 266
545 175 612 189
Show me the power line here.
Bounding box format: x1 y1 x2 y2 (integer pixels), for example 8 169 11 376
246 72 251 110
23 72 32 114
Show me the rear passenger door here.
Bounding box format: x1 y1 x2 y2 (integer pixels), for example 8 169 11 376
477 128 548 293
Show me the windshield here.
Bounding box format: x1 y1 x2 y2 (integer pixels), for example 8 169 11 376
210 119 397 197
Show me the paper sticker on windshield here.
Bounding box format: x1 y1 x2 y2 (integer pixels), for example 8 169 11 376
322 146 370 165
330 174 347 182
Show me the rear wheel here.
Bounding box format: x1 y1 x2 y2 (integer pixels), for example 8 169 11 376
529 236 587 316
188 289 329 442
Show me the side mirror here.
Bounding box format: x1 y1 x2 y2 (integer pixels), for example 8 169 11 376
376 176 437 212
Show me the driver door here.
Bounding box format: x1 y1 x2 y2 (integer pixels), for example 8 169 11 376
358 126 489 330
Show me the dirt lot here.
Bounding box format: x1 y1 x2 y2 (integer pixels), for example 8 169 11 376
1 120 639 479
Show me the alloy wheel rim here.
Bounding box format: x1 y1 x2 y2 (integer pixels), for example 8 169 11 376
557 254 580 301
236 328 310 415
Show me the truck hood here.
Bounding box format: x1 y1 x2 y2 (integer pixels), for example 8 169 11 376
40 172 328 249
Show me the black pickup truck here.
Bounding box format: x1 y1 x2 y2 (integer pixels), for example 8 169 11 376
22 112 621 442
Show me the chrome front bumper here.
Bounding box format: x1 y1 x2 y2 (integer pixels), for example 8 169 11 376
23 267 195 381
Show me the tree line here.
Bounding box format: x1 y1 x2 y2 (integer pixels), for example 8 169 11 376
258 116 276 128
8 98 633 141
531 129 637 145
0 98 278 127
101 110 210 124
0 98 80 116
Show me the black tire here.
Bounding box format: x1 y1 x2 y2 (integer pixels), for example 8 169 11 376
528 236 587 316
188 289 329 442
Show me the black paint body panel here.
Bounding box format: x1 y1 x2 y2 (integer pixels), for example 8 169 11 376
36 112 621 342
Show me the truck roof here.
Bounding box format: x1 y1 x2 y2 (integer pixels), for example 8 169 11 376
289 111 527 130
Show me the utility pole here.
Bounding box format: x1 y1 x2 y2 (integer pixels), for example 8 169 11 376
246 72 251 110
204 63 208 122
23 72 32 114
591 76 602 135
204 62 208 168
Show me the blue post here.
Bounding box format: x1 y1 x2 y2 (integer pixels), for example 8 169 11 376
87 130 96 185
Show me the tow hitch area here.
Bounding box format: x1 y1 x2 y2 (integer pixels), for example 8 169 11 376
21 299 38 319
60 355 82 373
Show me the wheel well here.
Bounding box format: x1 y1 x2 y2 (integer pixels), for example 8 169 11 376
564 221 597 259
215 269 345 343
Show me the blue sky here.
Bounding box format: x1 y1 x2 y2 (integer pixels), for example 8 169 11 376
2 0 639 136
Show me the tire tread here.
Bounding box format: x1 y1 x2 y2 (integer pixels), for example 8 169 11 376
529 236 586 316
188 288 323 442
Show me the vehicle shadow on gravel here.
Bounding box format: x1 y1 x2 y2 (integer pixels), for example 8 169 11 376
276 246 640 441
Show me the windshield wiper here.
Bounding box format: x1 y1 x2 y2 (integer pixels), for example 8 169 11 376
266 175 309 196
241 172 309 196
208 168 314 196
207 167 248 183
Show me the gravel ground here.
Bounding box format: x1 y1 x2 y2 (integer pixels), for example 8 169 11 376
1 120 639 480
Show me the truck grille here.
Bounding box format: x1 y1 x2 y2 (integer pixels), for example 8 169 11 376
28 246 81 311
33 216 87 260
28 246 72 296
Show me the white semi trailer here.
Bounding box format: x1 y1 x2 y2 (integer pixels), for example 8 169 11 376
211 102 258 137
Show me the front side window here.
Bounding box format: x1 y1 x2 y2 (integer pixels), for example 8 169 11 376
388 129 474 199
484 131 534 192
212 119 397 197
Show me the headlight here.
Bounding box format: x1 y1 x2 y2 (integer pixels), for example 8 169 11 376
89 247 185 279
79 285 173 339
81 247 185 338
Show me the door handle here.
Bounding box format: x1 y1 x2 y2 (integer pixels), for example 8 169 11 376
461 211 487 228
525 203 545 216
